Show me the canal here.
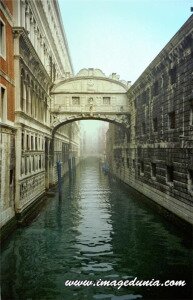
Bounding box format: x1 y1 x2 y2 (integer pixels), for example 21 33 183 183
1 158 193 300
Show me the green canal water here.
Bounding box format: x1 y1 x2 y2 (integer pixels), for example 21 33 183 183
1 158 193 300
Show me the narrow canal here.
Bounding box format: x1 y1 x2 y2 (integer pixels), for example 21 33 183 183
1 158 193 300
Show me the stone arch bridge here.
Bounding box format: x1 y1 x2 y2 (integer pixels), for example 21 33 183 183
48 68 131 186
50 68 131 132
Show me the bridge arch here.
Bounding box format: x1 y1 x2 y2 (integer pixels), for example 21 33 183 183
48 69 132 187
50 68 131 132
51 114 131 136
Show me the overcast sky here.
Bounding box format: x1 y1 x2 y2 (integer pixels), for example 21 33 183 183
58 0 192 84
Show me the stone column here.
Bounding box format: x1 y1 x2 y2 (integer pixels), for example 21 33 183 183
13 30 22 112
25 4 30 32
20 0 26 28
30 15 34 46
34 23 37 52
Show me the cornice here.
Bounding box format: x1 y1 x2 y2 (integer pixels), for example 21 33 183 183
19 56 51 95
52 76 129 93
0 70 15 85
52 92 127 95
0 0 13 26
15 111 51 132
53 0 74 74
30 0 72 75
0 122 16 131
54 131 70 141
53 111 130 116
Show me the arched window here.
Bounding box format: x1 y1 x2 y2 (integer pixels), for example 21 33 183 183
41 101 44 122
39 91 43 121
29 156 31 173
20 69 25 111
26 74 30 114
34 86 38 119
31 135 34 150
33 156 35 171
37 89 41 120
30 80 34 116
39 155 41 169
36 155 38 170
21 157 25 175
44 97 47 123
25 156 28 174
35 136 38 150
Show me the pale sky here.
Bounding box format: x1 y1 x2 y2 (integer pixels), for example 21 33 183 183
58 0 192 84
80 120 109 133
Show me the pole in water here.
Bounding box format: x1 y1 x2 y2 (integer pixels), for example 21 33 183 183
57 161 62 194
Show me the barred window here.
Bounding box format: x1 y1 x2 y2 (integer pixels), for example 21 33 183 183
133 159 135 168
167 165 174 184
26 135 30 150
142 122 146 135
103 97 110 105
0 86 7 122
31 136 34 150
22 133 24 150
190 104 193 126
35 136 38 150
153 81 159 96
153 117 158 132
151 163 156 178
0 19 6 58
168 111 175 129
169 67 177 85
140 161 144 174
127 158 129 168
72 97 80 105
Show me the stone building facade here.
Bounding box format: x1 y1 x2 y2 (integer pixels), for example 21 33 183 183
13 0 80 222
106 15 193 225
0 0 81 239
0 0 16 230
52 122 80 184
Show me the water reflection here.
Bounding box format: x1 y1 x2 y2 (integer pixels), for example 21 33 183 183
1 158 193 300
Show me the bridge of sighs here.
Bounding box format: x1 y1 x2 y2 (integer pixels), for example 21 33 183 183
50 68 131 131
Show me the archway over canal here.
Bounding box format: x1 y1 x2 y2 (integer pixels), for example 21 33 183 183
50 68 131 131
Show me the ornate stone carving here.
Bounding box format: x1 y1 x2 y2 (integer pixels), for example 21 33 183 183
50 68 130 131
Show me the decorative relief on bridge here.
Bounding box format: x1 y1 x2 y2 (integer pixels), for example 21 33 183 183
51 68 131 129
52 112 131 130
87 79 95 92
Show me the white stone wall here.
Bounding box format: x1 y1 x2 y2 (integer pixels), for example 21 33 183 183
0 129 15 228
52 69 129 115
9 0 80 223
13 0 73 78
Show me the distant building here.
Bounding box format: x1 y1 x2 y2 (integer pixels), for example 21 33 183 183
80 121 108 158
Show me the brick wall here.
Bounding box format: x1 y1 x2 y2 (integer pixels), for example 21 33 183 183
0 0 16 233
0 0 15 122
